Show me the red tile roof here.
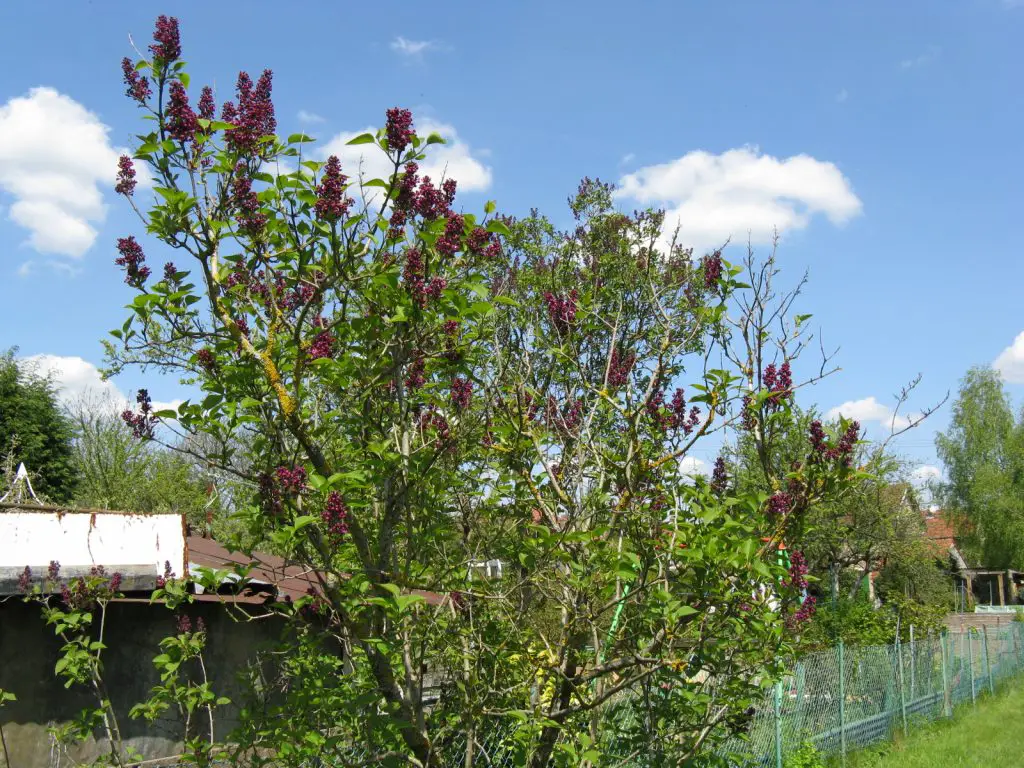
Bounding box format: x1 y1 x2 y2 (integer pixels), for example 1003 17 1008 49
187 535 320 603
923 509 958 557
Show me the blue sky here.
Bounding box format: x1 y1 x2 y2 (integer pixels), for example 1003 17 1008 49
1 0 1022 486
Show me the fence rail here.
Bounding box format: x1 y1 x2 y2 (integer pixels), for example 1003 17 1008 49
720 621 1024 767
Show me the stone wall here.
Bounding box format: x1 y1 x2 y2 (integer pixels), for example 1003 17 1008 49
0 599 283 768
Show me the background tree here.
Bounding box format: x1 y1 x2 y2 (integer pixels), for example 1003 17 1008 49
936 366 1024 569
70 393 234 536
731 406 952 644
0 348 78 502
96 17 861 766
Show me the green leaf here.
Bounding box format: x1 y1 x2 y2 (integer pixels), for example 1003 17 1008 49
287 133 316 144
486 219 511 237
346 133 375 146
178 72 190 89
395 594 426 612
425 132 446 146
484 200 496 214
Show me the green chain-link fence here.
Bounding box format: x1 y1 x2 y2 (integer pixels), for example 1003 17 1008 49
719 621 1024 767
95 623 1024 768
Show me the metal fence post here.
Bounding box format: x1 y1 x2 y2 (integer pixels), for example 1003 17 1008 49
983 626 994 695
896 636 908 737
774 680 783 768
940 630 952 717
839 639 847 767
968 629 976 705
909 624 916 699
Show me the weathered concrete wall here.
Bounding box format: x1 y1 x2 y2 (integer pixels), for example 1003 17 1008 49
0 599 283 768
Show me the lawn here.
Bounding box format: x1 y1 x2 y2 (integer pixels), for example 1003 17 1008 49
846 680 1024 767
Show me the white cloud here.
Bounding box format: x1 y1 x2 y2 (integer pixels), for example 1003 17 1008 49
900 46 940 69
836 88 849 103
911 465 942 484
20 354 182 415
321 118 492 192
679 456 708 477
0 87 129 259
390 37 439 57
994 331 1024 383
615 146 861 254
825 396 918 432
297 110 325 125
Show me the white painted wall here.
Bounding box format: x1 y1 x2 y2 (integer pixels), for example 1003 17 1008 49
0 511 186 574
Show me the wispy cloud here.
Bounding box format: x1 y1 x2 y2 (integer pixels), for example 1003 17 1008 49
390 37 442 58
835 88 849 103
1002 0 1024 8
899 46 940 70
297 110 325 125
619 152 636 166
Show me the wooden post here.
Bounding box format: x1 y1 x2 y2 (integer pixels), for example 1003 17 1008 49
998 573 1006 607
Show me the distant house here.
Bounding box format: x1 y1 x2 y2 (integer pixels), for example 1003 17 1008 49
921 505 1023 609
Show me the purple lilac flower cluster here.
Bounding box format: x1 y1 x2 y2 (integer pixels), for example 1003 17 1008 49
149 15 181 64
197 86 216 121
167 81 198 143
315 156 352 222
436 214 465 257
321 491 349 539
420 410 452 443
176 613 206 634
702 251 723 289
808 419 860 467
308 331 334 360
385 107 415 153
231 166 266 237
196 348 218 374
710 457 728 495
122 58 152 103
647 387 700 434
404 356 426 391
221 70 276 155
783 550 809 590
121 389 158 439
789 595 817 627
275 465 307 495
451 377 473 411
762 361 793 408
115 236 150 287
607 348 636 389
155 560 175 589
543 290 578 335
115 155 137 196
546 396 583 435
766 491 792 519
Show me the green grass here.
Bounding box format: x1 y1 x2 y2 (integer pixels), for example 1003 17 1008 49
845 681 1024 767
